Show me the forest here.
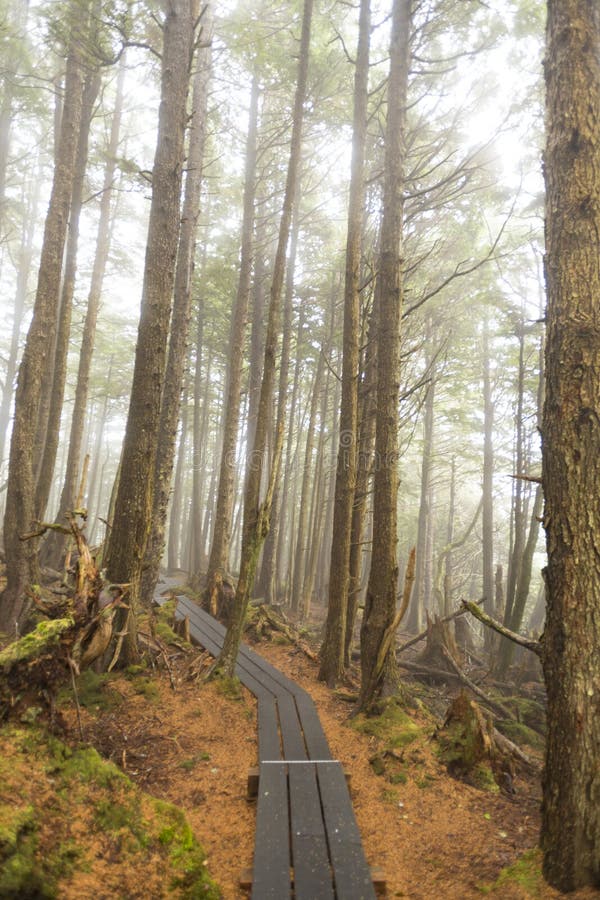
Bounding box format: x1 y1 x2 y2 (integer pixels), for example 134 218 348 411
0 0 599 897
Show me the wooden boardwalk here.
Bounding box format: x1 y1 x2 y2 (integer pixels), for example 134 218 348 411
161 584 376 899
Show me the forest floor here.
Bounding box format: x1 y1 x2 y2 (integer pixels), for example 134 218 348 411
2 603 599 898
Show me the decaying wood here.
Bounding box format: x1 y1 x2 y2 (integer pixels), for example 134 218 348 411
417 610 462 672
396 597 484 656
440 645 515 722
244 602 318 660
462 600 542 656
436 691 516 789
0 518 130 720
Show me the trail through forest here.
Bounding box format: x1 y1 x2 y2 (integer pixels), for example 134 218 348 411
50 635 596 899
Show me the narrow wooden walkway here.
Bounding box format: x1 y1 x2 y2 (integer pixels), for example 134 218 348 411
160 583 376 899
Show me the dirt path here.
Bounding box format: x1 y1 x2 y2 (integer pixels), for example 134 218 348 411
63 640 597 899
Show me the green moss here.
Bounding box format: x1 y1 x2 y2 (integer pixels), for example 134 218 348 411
351 697 421 747
415 774 437 790
472 765 499 793
481 848 544 896
0 803 61 898
389 771 408 785
57 669 122 712
151 800 220 898
369 755 386 777
131 677 160 701
0 618 74 670
179 752 210 771
214 675 243 701
502 697 546 735
0 804 36 854
0 725 221 897
496 719 544 751
48 744 126 791
95 798 148 848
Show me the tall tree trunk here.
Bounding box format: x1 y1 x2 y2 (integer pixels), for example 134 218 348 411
0 0 29 243
35 69 101 523
216 0 314 677
167 378 190 572
481 316 495 647
205 70 259 593
275 304 305 598
345 300 378 666
357 0 410 712
541 0 600 888
409 360 435 632
43 57 126 569
0 1 89 630
319 0 370 685
255 207 299 603
0 160 42 471
505 320 526 625
142 11 212 604
104 0 195 663
189 296 206 575
443 457 456 615
292 343 325 616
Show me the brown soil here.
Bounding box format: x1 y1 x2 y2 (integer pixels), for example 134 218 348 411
10 634 600 899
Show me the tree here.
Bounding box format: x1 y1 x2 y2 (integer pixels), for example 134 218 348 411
319 0 370 686
216 0 314 677
104 0 196 662
204 69 259 598
42 57 127 571
356 0 411 712
0 0 90 631
142 5 213 605
540 0 600 889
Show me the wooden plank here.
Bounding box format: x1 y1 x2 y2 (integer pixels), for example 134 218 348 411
288 764 334 900
294 692 332 760
316 762 376 900
257 696 281 762
251 763 291 899
277 693 307 760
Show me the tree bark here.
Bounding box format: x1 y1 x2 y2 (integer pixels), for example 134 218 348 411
35 69 101 524
142 9 212 603
104 0 195 662
357 0 411 712
216 0 314 677
0 160 42 472
319 0 370 685
541 0 600 889
292 344 325 616
481 315 495 640
409 352 435 632
0 1 89 630
205 70 259 594
43 57 126 570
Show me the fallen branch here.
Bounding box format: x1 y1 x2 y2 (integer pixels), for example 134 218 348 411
440 646 515 721
461 601 542 657
492 727 535 769
396 597 484 656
